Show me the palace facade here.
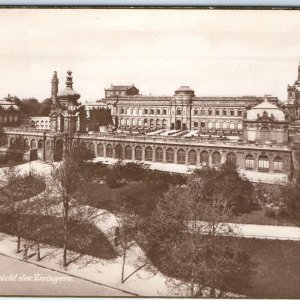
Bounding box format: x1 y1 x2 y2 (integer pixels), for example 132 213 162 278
4 63 300 183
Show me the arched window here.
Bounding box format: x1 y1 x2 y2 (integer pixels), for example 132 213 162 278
201 109 205 116
125 145 132 159
166 148 174 163
31 139 37 149
245 154 254 169
208 121 213 129
88 143 95 154
156 119 161 127
138 108 143 115
120 119 126 126
132 119 138 126
194 109 198 115
227 152 237 165
223 122 228 129
200 150 209 165
38 140 43 150
126 107 131 115
106 144 113 158
212 151 221 166
132 108 137 115
229 122 235 130
260 127 271 142
155 147 163 162
188 150 197 165
237 122 243 130
145 146 153 161
126 119 131 127
97 144 104 157
135 146 143 160
138 119 143 127
177 149 186 164
144 119 148 126
150 119 154 127
258 155 269 172
162 119 167 128
24 139 29 151
274 156 283 172
177 108 181 116
115 145 123 159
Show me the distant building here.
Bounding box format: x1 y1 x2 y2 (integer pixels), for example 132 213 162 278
105 84 139 98
0 94 22 126
30 116 50 130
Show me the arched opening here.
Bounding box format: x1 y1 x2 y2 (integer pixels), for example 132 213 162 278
175 120 182 130
200 150 209 165
135 146 142 161
55 139 64 162
125 145 132 159
156 119 161 128
144 119 148 127
212 151 221 167
38 140 43 150
155 147 163 162
150 119 154 128
115 145 123 159
188 150 197 165
166 148 174 163
226 152 237 165
177 149 186 164
145 146 153 161
245 154 254 170
274 156 283 172
106 144 113 158
30 139 37 149
260 127 271 143
162 119 167 128
258 155 269 172
24 139 29 151
88 143 95 155
97 144 104 157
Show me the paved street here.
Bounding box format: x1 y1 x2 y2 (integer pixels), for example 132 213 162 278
0 254 132 296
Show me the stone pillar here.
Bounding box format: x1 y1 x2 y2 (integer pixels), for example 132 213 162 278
142 146 146 161
185 149 189 166
132 145 135 160
254 152 259 172
152 147 156 163
269 154 274 173
163 147 167 163
196 149 201 167
221 150 227 164
103 143 107 158
208 150 213 167
174 147 178 164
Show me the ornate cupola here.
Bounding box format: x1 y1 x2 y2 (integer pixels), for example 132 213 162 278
57 70 81 107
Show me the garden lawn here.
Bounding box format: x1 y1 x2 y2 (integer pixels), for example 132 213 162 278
0 214 117 260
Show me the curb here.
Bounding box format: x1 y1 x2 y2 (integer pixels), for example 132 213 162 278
0 251 139 297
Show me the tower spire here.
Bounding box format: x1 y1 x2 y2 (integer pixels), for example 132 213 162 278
51 71 59 105
66 70 73 88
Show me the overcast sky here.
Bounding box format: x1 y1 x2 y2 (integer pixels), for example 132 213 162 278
0 9 300 102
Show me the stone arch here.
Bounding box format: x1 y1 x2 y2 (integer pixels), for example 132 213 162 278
115 144 123 159
274 156 283 172
37 139 43 150
212 151 221 166
258 154 269 172
30 139 37 149
135 145 143 161
177 149 186 164
155 147 163 162
106 144 113 158
188 149 197 165
200 150 209 165
226 152 237 165
245 154 254 170
97 143 104 157
125 145 132 159
145 146 153 161
166 148 174 163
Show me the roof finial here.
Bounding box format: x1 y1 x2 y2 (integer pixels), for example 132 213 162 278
66 70 73 88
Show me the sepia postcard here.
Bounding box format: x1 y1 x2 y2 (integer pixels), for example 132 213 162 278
0 7 299 298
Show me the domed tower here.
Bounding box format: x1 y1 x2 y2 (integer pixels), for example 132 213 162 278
49 70 85 134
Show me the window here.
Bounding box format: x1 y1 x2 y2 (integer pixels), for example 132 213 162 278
238 110 242 116
156 109 161 115
106 144 113 158
177 108 181 116
223 122 228 129
194 109 198 116
31 139 37 149
156 119 161 127
38 140 43 150
145 146 153 161
188 150 197 165
163 109 167 115
258 155 269 172
144 109 148 114
150 119 154 127
201 109 205 116
208 121 213 129
274 157 283 172
212 151 221 166
227 152 237 165
162 119 167 128
126 107 131 114
89 143 95 154
229 122 235 130
135 146 143 160
260 127 271 142
194 121 198 128
166 148 174 163
245 154 254 169
223 109 227 116
97 144 104 157
155 147 164 162
150 109 155 115
144 119 148 126
230 110 235 116
115 145 123 159
120 107 125 114
201 121 205 128
208 109 212 116
177 149 186 164
138 108 143 115
125 146 132 159
200 151 209 165
215 122 219 129
238 122 243 130
215 110 220 116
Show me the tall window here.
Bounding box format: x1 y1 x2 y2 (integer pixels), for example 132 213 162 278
97 144 104 157
135 146 143 160
194 109 198 115
144 109 148 114
245 154 254 169
162 119 167 128
106 144 113 158
115 145 123 159
156 109 161 115
201 109 205 116
150 109 155 115
208 109 212 116
145 146 153 161
223 109 227 116
188 150 197 165
155 147 164 162
38 140 43 150
258 155 269 172
163 109 167 115
212 151 221 166
177 108 181 116
274 156 283 172
260 127 271 142
227 152 237 165
166 148 174 163
238 110 242 116
230 110 235 116
177 149 186 164
125 145 132 159
215 109 220 116
200 151 209 165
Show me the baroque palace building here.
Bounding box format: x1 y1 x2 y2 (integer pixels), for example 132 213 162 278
4 64 300 183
